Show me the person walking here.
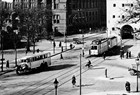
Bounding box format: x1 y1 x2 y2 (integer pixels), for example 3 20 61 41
103 52 106 60
105 68 108 78
129 51 131 58
120 49 123 59
59 41 62 47
126 51 129 59
6 60 9 69
70 43 73 49
125 81 130 93
72 75 76 87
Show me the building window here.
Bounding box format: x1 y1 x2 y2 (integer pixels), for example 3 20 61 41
131 4 133 7
113 4 116 7
53 14 60 24
54 0 59 9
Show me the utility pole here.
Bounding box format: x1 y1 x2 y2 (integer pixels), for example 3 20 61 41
80 53 82 95
0 6 4 72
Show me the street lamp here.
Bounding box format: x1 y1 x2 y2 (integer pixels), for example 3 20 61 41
0 30 4 72
14 30 19 66
54 78 59 95
79 53 82 95
135 58 139 92
79 29 84 57
64 5 67 50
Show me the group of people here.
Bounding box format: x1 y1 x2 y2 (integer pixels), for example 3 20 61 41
120 49 131 59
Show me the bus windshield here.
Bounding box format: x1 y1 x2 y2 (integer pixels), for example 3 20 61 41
91 46 97 50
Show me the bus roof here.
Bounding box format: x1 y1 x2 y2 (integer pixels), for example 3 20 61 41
15 51 51 61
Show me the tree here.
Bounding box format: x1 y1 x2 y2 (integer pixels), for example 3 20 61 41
119 0 140 24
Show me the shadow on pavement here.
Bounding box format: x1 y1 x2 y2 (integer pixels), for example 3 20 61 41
22 64 76 75
49 64 76 71
76 83 94 87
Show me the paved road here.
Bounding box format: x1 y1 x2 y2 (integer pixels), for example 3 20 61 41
1 33 139 95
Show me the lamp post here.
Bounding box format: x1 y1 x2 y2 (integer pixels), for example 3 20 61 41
135 58 139 92
54 78 59 95
0 31 4 72
80 53 82 95
14 30 18 66
64 5 67 50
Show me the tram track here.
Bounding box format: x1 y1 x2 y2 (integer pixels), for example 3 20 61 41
12 56 101 95
11 38 130 95
3 34 131 95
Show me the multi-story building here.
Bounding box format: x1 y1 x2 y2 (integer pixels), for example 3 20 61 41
107 0 139 39
52 0 106 35
0 0 13 10
12 0 106 35
13 0 46 9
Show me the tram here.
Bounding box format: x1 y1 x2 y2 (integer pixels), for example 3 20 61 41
16 51 51 75
89 36 118 55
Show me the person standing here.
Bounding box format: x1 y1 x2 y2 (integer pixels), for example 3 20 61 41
72 75 76 87
59 41 62 47
126 51 129 59
129 51 131 58
105 69 107 78
125 81 130 93
6 60 9 69
103 52 106 60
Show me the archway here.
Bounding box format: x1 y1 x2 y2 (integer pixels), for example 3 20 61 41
121 25 133 39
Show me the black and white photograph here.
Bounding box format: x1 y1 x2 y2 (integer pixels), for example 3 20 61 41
0 0 140 95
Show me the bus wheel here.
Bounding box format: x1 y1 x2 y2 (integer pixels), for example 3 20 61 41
44 62 48 70
16 66 22 75
40 63 45 71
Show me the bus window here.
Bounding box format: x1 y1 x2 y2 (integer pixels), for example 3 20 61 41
91 46 97 50
27 59 30 62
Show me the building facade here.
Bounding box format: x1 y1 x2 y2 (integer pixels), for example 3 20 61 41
13 0 47 9
52 0 106 35
107 0 139 39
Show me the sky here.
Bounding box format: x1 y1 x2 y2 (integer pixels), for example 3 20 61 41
2 0 13 3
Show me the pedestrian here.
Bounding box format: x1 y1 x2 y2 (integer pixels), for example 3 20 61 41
129 51 131 58
70 43 73 49
59 41 62 47
61 46 63 52
72 75 76 87
120 49 123 59
26 49 28 55
103 52 106 60
37 49 40 53
126 51 129 59
125 81 130 92
105 68 107 78
122 50 124 58
6 60 9 69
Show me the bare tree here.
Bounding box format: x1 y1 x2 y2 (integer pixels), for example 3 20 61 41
119 0 140 24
